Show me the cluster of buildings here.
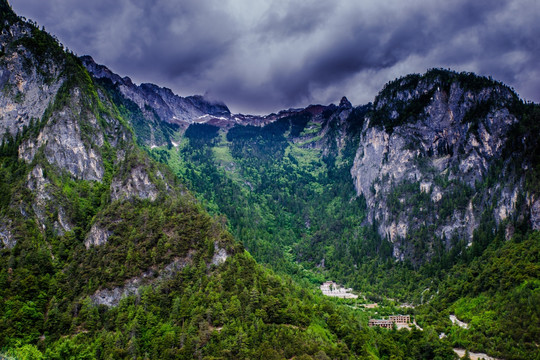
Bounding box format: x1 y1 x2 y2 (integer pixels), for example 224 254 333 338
319 281 414 330
368 315 411 328
319 281 358 299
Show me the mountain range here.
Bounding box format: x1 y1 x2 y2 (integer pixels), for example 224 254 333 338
1 2 539 359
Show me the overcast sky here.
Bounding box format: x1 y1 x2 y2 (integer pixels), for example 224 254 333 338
11 0 540 114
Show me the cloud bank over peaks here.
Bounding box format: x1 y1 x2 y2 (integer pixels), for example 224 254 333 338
12 0 540 114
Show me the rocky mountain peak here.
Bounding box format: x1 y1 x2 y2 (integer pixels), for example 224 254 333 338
372 69 519 131
339 96 352 109
80 55 124 85
81 56 231 119
80 56 234 147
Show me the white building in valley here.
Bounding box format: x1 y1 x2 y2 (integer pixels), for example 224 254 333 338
320 281 358 299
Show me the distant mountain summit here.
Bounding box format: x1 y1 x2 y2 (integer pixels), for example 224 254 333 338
81 55 232 145
339 96 352 109
81 55 231 120
81 56 316 146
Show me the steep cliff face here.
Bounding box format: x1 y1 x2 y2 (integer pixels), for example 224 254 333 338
26 164 73 234
18 87 105 180
351 70 535 261
0 21 64 138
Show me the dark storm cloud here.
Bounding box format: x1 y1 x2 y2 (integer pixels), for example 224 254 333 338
12 0 239 88
256 1 333 39
11 0 540 114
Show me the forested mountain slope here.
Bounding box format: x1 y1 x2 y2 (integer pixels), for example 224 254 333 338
419 231 540 359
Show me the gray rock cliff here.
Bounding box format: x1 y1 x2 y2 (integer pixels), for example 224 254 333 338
0 22 63 137
350 71 532 261
18 87 105 181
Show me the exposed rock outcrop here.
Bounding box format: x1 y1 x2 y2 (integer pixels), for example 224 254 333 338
18 88 105 181
84 223 111 249
0 22 63 137
26 164 73 234
0 218 15 249
91 251 196 307
528 195 540 231
26 165 52 220
351 71 528 260
110 166 159 201
90 273 149 308
211 243 229 266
